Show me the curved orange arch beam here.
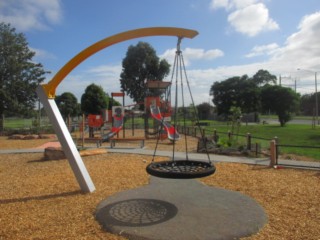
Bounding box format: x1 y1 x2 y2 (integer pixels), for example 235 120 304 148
42 27 198 98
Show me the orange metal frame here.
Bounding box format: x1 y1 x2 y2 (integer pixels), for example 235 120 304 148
40 27 198 98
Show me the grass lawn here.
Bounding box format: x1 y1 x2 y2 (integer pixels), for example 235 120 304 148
205 123 320 160
3 117 320 160
4 118 33 128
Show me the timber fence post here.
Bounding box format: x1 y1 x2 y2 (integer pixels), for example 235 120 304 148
270 140 277 167
246 133 251 150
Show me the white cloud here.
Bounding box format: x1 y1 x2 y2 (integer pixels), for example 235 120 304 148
270 11 320 72
227 3 279 37
186 11 320 103
210 0 231 10
0 0 62 31
184 48 224 60
160 47 224 66
210 1 279 37
56 64 123 102
30 47 56 61
210 0 257 10
232 0 258 9
55 11 320 105
245 43 279 58
87 65 122 77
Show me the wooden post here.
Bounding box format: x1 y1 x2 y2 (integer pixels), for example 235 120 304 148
67 114 71 131
213 129 218 142
82 114 85 148
132 112 134 136
122 92 125 138
270 140 276 167
228 130 232 141
246 133 251 150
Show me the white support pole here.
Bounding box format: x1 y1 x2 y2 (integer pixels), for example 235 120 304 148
36 85 95 193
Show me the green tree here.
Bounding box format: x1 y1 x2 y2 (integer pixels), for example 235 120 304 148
252 69 277 86
120 42 170 104
0 23 48 130
55 92 79 121
81 84 108 137
106 93 121 110
300 93 320 116
81 84 108 115
229 106 242 135
261 85 300 126
210 75 260 117
196 102 213 120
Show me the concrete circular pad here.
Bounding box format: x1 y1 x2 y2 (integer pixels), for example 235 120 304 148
96 177 267 240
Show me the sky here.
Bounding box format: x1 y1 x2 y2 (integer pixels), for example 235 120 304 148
1 0 320 106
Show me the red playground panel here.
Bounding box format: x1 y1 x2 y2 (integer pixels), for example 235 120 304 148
88 114 104 128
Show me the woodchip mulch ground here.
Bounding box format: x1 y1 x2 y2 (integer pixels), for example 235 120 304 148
0 135 319 240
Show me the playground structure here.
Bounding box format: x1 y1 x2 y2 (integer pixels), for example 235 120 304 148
71 72 180 146
100 92 125 142
144 80 180 141
77 91 126 144
5 26 317 240
149 104 180 141
36 27 199 193
100 106 125 142
77 88 175 147
76 107 124 147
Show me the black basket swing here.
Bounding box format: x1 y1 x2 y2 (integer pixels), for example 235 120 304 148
146 37 216 179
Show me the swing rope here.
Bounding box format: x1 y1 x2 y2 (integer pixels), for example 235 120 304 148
176 38 189 160
150 40 179 163
179 44 212 165
146 37 215 179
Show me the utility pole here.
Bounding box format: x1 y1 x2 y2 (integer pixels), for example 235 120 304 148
315 72 318 124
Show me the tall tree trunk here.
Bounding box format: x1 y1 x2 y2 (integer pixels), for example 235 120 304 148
0 114 4 134
0 114 4 135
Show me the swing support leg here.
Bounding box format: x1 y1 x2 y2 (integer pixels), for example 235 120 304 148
36 85 96 193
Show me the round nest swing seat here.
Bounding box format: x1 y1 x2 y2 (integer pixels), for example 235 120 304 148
146 160 216 179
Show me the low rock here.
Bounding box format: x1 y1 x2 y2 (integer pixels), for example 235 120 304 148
8 135 24 140
44 147 65 160
23 134 39 140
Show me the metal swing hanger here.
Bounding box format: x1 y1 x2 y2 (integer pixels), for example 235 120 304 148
146 37 216 179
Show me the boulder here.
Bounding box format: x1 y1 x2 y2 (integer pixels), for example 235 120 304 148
23 134 39 140
8 135 24 140
44 147 65 160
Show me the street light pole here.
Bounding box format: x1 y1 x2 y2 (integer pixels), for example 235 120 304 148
315 72 318 124
297 68 319 125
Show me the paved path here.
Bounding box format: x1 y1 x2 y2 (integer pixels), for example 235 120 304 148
107 148 320 170
0 145 319 170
